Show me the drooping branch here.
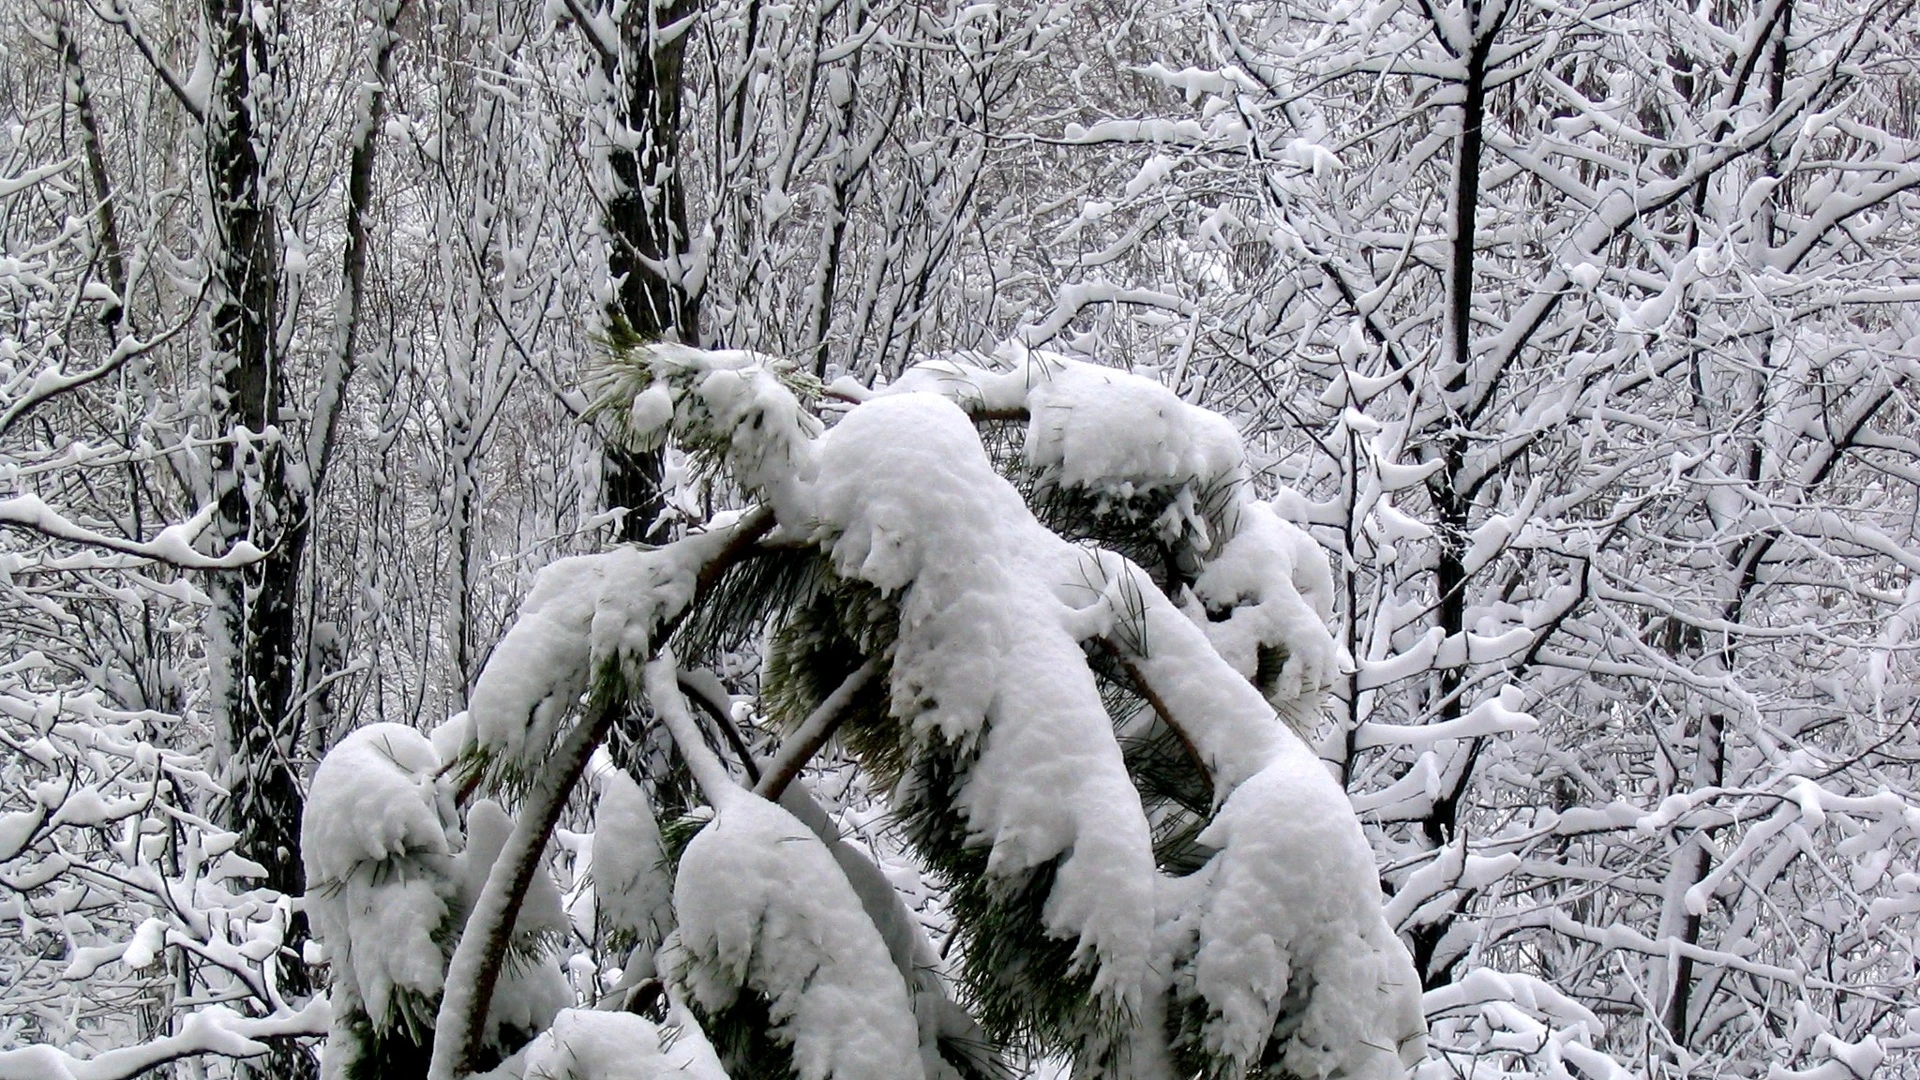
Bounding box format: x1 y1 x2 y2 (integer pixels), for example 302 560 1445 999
426 510 771 1080
646 651 742 805
1100 641 1215 807
679 671 762 786
428 694 618 1080
754 658 881 802
0 314 193 437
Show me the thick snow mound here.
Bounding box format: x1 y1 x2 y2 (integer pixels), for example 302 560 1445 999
1179 746 1427 1079
302 723 451 886
466 532 723 771
892 349 1242 495
302 724 456 1027
584 763 672 948
304 727 571 1046
670 791 925 1080
1025 360 1242 498
1190 501 1344 711
811 393 1157 1003
512 1006 730 1080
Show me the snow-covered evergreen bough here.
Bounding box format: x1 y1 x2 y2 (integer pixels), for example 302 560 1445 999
300 345 1427 1079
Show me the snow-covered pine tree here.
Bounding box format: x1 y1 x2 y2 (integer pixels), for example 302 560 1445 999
301 343 1427 1080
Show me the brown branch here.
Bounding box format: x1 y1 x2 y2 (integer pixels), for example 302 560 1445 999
1100 640 1215 807
753 659 881 802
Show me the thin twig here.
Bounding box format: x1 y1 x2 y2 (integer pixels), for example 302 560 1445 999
678 672 761 785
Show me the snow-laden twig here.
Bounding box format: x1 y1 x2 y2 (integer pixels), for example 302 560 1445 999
0 998 329 1080
0 494 262 569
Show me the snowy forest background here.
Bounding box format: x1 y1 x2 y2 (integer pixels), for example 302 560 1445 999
2 0 1919 1074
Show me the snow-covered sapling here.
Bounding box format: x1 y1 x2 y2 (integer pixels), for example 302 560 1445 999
301 343 1425 1080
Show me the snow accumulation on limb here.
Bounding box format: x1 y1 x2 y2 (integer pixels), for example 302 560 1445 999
304 725 570 1079
647 656 926 1080
0 999 331 1080
302 723 458 1029
0 493 263 570
890 347 1243 549
774 786 999 1080
891 348 1345 729
812 393 1159 1010
609 345 1422 1077
462 520 752 775
577 753 674 958
501 1005 730 1080
417 515 767 1080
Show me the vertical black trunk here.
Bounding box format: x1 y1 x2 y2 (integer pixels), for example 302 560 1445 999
1407 22 1496 991
1661 4 1792 1056
55 17 128 333
601 0 699 545
201 1 314 1069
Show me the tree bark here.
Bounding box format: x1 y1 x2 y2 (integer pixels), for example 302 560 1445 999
199 0 314 1073
597 0 699 544
1408 12 1499 991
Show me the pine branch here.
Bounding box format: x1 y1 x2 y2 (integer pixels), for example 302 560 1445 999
426 510 771 1080
754 658 880 801
646 650 743 805
427 692 615 1080
678 672 763 787
1101 639 1215 805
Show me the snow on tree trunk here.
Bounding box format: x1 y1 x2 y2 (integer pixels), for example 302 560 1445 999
198 4 316 1074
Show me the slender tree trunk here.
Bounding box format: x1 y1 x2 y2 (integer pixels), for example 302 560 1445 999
204 0 299 904
1657 6 1793 1058
1408 15 1498 990
50 10 128 334
199 0 315 1073
1658 708 1724 1054
309 0 405 496
598 0 698 544
302 0 405 750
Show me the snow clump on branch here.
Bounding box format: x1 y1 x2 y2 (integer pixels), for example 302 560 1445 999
302 723 458 1030
667 787 926 1080
632 343 1423 1077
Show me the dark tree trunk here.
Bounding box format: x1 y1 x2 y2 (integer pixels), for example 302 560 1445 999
1407 15 1498 992
598 0 699 545
200 1 314 1071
